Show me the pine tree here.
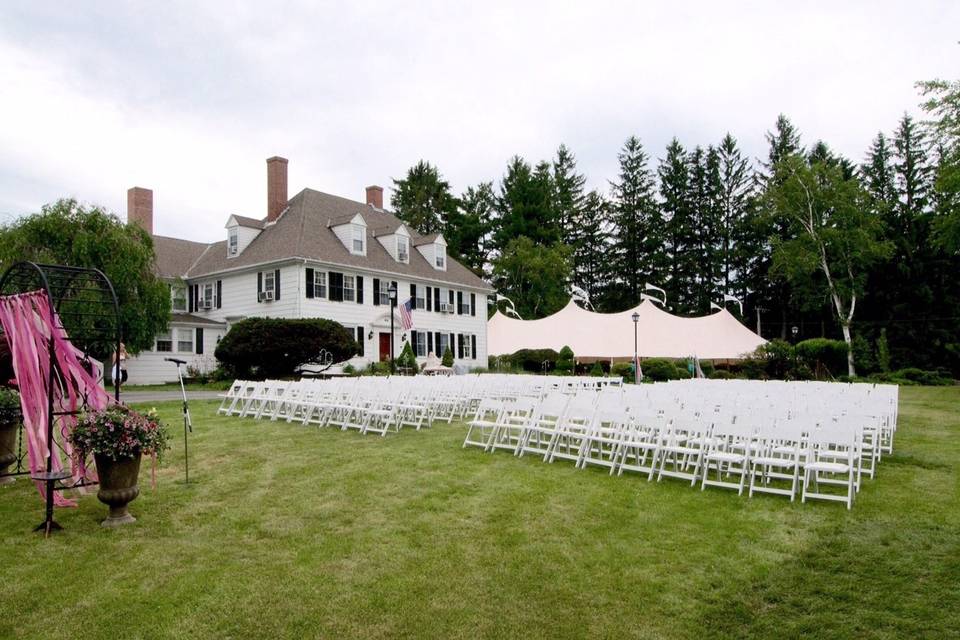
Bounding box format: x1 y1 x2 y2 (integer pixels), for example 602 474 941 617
861 132 897 211
447 182 495 276
551 144 586 247
659 138 697 313
716 134 755 307
389 160 457 235
494 156 559 249
608 136 663 310
570 190 611 306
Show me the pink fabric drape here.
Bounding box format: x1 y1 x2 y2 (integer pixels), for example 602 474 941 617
0 290 112 506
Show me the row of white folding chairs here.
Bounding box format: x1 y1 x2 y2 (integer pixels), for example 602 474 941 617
464 394 871 508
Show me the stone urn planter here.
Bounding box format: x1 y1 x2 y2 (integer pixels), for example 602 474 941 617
94 452 142 527
0 408 20 485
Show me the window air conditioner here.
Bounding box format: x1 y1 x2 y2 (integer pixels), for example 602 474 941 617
438 302 450 313
259 291 274 302
200 300 213 310
228 246 238 256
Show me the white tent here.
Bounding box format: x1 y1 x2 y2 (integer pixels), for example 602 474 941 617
487 299 765 360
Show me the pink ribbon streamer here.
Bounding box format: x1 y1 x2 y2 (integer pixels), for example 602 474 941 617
0 290 112 506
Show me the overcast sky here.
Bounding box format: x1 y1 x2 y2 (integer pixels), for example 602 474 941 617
0 1 956 241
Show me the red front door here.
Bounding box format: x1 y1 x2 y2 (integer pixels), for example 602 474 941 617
379 332 391 361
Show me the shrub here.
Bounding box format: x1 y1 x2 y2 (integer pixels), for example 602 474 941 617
642 358 680 382
892 368 953 386
611 362 635 383
851 334 876 375
0 387 20 412
397 342 418 372
795 338 849 377
442 346 454 367
877 329 891 373
556 346 575 375
509 348 560 373
699 360 715 377
366 361 391 376
589 362 604 377
215 317 358 379
342 363 358 377
742 340 795 380
708 370 735 380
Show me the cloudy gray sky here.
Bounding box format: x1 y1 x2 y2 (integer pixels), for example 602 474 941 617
0 1 956 241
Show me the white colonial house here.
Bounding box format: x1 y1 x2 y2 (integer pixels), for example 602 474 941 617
124 156 492 384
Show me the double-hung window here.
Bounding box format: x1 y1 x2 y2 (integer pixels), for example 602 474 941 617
228 228 238 256
435 250 445 269
413 332 426 357
202 283 214 308
314 271 327 298
378 280 390 305
352 225 365 254
415 286 425 310
438 333 449 356
156 331 173 353
397 237 409 262
343 275 356 302
171 286 187 312
176 328 194 353
263 271 276 297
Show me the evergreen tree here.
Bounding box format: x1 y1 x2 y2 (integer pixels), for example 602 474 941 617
447 182 495 276
570 190 611 306
390 160 457 235
659 138 697 313
551 144 586 246
494 156 559 249
861 132 897 211
607 136 663 309
716 134 755 306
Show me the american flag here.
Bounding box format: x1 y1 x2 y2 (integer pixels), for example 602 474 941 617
399 297 414 330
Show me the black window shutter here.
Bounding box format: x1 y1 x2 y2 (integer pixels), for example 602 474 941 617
435 332 442 355
449 333 455 357
356 326 364 356
410 284 416 308
196 327 204 354
330 272 343 301
426 286 432 311
356 276 364 303
305 268 314 298
373 278 380 306
257 272 263 303
471 335 477 360
411 330 418 355
457 291 463 315
274 269 281 300
427 331 433 355
216 280 222 309
457 333 464 358
470 293 476 317
188 285 194 313
434 288 440 310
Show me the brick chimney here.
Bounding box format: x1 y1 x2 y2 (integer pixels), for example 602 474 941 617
366 185 383 209
266 156 288 222
127 186 153 235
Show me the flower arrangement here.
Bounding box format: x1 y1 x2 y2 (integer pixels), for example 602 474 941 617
0 387 20 411
69 405 170 462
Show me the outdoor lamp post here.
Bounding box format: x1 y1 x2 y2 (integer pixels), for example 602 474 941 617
792 325 799 343
632 311 640 384
388 282 398 372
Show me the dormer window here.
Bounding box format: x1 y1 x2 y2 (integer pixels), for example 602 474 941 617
352 224 365 254
435 249 445 269
228 228 238 256
397 237 409 263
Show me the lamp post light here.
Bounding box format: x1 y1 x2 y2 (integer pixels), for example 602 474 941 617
632 311 640 384
791 325 799 343
388 282 398 373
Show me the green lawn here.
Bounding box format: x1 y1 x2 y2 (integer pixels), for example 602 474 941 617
1 387 958 639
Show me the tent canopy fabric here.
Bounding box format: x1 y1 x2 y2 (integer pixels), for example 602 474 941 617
488 299 765 360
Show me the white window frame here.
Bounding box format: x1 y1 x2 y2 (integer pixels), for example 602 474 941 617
397 236 409 263
435 249 446 269
264 271 276 295
203 283 214 308
171 285 187 312
352 225 365 254
314 271 327 298
155 330 173 353
228 228 238 256
438 333 449 356
378 280 390 306
176 328 194 353
414 332 426 357
460 293 471 315
343 275 356 302
415 286 425 310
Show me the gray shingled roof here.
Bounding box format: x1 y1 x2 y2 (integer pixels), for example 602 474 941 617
230 215 265 229
152 235 210 279
183 189 491 290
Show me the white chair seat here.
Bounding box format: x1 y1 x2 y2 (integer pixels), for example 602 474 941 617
806 461 850 474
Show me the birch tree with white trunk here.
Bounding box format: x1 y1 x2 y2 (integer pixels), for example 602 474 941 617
765 154 892 376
